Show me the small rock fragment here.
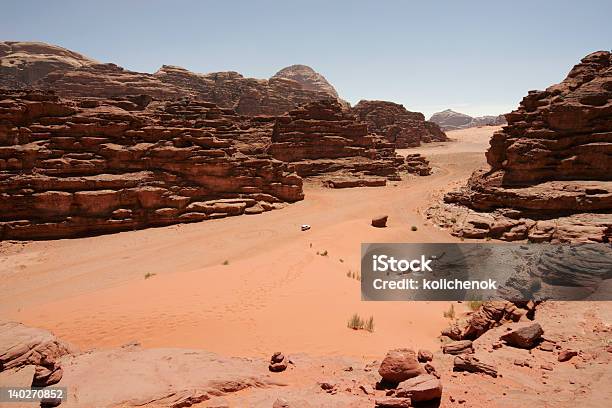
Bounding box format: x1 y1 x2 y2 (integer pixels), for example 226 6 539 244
417 349 433 362
558 349 578 362
375 397 412 408
453 355 498 377
272 397 290 408
442 340 473 355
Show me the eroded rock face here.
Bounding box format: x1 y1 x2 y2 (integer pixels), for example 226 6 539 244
429 109 506 131
0 90 303 240
0 41 96 88
268 100 405 186
431 51 612 242
155 64 340 116
272 64 340 99
1 41 344 116
441 301 530 341
353 100 447 148
0 321 75 387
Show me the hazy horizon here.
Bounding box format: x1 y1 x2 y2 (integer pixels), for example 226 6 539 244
2 0 611 118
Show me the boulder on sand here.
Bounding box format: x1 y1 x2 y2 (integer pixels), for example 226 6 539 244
500 322 543 349
372 215 389 228
378 348 424 383
268 352 288 372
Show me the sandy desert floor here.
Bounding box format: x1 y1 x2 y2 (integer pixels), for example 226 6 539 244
0 127 499 359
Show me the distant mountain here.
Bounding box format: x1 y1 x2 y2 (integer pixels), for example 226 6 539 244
0 41 341 116
429 109 506 131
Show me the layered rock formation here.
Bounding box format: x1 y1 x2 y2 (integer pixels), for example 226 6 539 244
0 321 75 387
353 100 447 147
430 109 506 131
0 41 342 116
0 90 303 240
430 51 612 242
0 41 97 87
153 65 338 116
272 64 340 99
268 100 408 187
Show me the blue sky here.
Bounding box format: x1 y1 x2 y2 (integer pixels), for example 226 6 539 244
2 0 610 117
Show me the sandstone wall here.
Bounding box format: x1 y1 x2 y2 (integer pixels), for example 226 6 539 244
0 90 303 240
267 100 408 187
352 100 447 148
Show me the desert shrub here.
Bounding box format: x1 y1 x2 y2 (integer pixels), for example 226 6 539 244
411 225 418 231
467 300 483 311
347 313 364 330
144 272 156 279
365 316 375 332
443 304 456 319
348 314 375 332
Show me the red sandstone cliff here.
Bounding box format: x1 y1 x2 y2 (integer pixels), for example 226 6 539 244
431 51 612 242
352 100 447 148
0 41 343 116
0 90 303 240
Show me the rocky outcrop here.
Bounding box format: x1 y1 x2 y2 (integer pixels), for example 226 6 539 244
352 100 447 147
441 301 531 341
0 90 303 240
429 109 506 131
405 153 432 175
154 64 339 116
0 41 96 88
430 51 612 242
268 100 406 187
0 321 76 387
1 41 343 116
